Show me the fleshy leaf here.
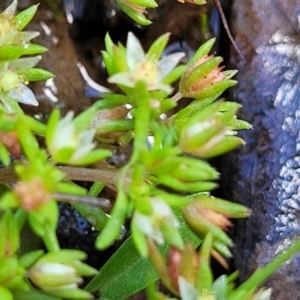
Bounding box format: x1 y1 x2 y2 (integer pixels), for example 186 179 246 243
15 4 39 30
22 44 48 55
22 68 54 81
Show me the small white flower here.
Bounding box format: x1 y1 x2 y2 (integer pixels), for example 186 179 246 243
27 250 96 298
0 56 42 106
133 198 179 244
49 111 97 164
108 32 185 94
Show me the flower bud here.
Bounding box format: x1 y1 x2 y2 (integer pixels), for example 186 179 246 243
131 197 183 256
0 2 54 109
178 39 237 100
116 0 157 25
46 110 111 165
167 244 199 291
182 200 233 247
0 130 21 158
148 240 215 299
28 262 82 288
15 177 51 211
27 250 96 299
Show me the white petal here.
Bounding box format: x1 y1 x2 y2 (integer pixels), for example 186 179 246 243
0 31 18 47
151 199 179 227
9 56 42 72
178 277 199 300
0 62 8 77
158 52 185 79
53 123 74 150
126 32 145 70
134 212 164 244
151 199 172 217
251 288 272 300
71 131 96 162
151 82 173 94
80 128 96 144
39 263 75 275
71 144 94 162
57 111 74 132
108 72 135 88
8 83 38 106
51 111 75 149
17 31 40 43
3 0 17 15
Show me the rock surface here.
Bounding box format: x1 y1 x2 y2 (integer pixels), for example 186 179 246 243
223 0 300 298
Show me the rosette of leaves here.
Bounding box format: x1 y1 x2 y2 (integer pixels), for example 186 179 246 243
0 0 53 113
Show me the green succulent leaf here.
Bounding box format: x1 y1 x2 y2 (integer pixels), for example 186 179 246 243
189 79 237 100
28 201 59 238
187 38 215 68
146 33 170 61
0 286 13 300
19 250 44 269
199 135 245 158
197 233 213 292
129 0 158 8
162 65 187 84
0 142 10 166
0 45 23 60
15 4 38 30
116 0 152 25
21 68 54 82
22 44 48 55
96 189 128 249
171 93 220 124
181 56 223 91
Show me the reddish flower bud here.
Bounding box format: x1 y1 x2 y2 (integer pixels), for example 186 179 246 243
15 177 51 211
0 130 21 158
167 246 182 291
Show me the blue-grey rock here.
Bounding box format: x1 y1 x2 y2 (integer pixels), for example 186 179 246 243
223 1 300 298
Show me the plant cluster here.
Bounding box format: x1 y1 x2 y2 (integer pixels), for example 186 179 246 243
0 1 299 300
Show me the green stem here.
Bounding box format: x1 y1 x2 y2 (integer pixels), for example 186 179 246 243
0 166 127 185
88 182 105 197
14 208 27 231
43 226 60 252
96 184 128 249
96 119 134 134
229 238 300 300
131 81 151 162
24 115 47 134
